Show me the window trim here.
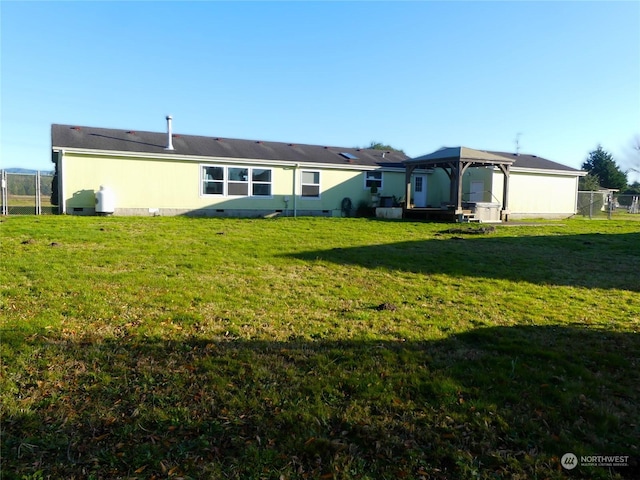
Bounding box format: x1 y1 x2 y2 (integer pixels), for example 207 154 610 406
364 170 383 190
227 167 250 197
300 169 321 199
251 168 273 197
202 166 225 196
201 165 273 198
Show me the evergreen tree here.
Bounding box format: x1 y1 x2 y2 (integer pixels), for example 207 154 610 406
578 173 601 191
624 181 640 195
581 145 627 190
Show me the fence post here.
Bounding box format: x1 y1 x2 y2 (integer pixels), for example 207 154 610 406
589 191 593 219
36 171 41 215
1 170 7 216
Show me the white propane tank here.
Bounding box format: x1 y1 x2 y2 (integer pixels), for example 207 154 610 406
95 185 115 215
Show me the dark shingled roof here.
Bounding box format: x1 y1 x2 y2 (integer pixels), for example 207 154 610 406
407 146 516 165
408 146 581 173
51 124 409 168
488 151 581 172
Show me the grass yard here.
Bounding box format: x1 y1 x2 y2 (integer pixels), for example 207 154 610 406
1 216 639 480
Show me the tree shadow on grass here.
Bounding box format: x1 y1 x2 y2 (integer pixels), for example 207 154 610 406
283 231 640 292
2 325 639 479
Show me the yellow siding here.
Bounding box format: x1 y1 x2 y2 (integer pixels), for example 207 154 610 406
61 152 407 215
64 154 201 210
463 168 494 203
60 152 579 219
492 170 578 216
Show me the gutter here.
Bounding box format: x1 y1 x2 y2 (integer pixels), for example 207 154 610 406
508 166 587 176
54 147 398 172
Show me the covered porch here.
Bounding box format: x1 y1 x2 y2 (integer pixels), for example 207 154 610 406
403 147 514 222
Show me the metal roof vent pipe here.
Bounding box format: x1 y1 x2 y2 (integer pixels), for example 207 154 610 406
165 115 175 150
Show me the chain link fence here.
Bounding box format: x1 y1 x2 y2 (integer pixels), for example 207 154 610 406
577 191 640 219
1 171 57 215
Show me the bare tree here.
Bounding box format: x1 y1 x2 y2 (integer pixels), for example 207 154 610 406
625 135 640 184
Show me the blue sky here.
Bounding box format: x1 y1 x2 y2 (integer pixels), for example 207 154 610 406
1 1 639 179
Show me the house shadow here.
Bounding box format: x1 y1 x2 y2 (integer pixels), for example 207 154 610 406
284 231 640 292
3 324 639 479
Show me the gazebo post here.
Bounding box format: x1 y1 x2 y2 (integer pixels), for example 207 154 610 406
404 164 415 211
455 161 464 218
499 164 510 221
455 162 473 222
444 163 455 208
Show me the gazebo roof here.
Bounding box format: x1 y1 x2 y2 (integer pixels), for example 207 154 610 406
405 146 515 167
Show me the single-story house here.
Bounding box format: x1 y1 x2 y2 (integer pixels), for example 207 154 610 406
50 119 585 221
51 119 409 217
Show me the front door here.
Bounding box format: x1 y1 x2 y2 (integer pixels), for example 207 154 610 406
414 175 427 207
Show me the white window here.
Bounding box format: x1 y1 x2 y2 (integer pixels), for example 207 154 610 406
202 166 272 197
228 167 249 196
415 176 423 193
252 168 272 196
365 171 383 190
203 166 224 195
301 170 320 198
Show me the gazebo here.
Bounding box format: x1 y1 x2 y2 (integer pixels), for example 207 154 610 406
403 147 515 222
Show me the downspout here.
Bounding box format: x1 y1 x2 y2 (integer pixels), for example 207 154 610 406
59 150 66 214
293 163 299 217
573 176 580 215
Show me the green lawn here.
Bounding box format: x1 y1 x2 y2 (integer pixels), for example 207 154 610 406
1 216 639 479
